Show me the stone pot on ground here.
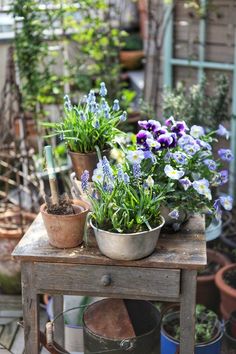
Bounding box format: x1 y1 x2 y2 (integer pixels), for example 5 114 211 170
215 264 236 319
197 249 231 314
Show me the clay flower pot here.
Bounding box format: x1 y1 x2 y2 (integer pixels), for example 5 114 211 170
119 50 144 70
69 150 110 181
41 200 90 248
215 264 236 319
197 249 231 313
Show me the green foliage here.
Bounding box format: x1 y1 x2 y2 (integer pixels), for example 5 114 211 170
87 162 165 233
163 75 230 129
123 32 143 51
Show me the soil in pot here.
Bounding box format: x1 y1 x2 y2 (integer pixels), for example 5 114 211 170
197 249 231 313
223 269 236 289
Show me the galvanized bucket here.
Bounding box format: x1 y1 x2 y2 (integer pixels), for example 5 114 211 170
83 299 161 354
90 216 165 261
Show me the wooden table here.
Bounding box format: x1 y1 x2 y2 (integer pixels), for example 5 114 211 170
12 213 206 354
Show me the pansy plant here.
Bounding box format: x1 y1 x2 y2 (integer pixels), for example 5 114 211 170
134 117 233 222
43 82 126 153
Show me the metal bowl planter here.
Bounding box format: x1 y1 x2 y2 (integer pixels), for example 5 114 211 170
205 218 222 242
161 311 223 354
90 216 165 261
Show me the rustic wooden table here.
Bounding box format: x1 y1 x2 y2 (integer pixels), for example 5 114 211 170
12 213 206 354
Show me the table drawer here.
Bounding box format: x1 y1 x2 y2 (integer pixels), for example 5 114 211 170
35 263 180 301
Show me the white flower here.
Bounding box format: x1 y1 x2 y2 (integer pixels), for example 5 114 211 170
190 125 205 139
164 165 185 180
146 176 154 188
126 150 144 165
92 168 104 183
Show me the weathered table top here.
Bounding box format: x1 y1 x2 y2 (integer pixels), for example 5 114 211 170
12 213 206 270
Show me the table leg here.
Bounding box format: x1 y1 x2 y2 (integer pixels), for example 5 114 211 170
179 269 197 354
53 295 64 347
22 262 40 354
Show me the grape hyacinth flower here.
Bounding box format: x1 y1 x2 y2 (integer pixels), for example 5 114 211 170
113 99 120 111
133 163 142 179
123 172 130 184
192 179 212 200
104 108 110 119
217 124 230 139
173 152 187 165
64 94 72 111
102 156 114 180
203 159 217 171
190 125 205 139
126 150 144 165
79 111 87 121
179 177 191 190
218 149 234 161
99 82 107 97
219 195 233 211
101 98 109 110
81 170 89 192
120 111 127 122
117 164 124 182
158 133 173 149
92 120 100 129
164 165 185 180
168 209 179 220
86 90 96 104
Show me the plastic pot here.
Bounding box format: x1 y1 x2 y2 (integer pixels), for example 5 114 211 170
215 264 236 319
69 149 110 181
223 319 236 349
41 200 89 248
90 216 165 261
197 249 231 313
205 219 222 242
161 311 223 354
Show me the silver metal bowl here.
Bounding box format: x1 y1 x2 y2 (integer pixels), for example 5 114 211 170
90 216 165 261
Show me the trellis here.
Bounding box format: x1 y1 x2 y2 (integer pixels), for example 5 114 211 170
163 0 236 201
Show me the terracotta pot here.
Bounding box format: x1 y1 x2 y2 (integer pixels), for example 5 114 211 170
41 200 90 248
215 264 236 319
69 149 110 181
197 249 231 313
119 50 144 70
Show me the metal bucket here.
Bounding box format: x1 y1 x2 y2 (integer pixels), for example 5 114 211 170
90 216 165 261
83 299 161 354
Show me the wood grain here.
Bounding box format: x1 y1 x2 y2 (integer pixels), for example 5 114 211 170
12 213 206 270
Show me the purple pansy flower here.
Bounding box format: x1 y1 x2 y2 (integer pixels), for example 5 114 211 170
146 138 161 150
165 116 175 127
157 133 173 149
219 170 228 184
138 119 161 132
217 124 230 139
164 165 185 180
168 209 179 220
154 127 168 138
196 139 212 150
219 195 233 211
169 133 178 148
203 159 217 171
173 152 188 164
178 134 196 148
179 177 191 190
126 150 144 165
143 150 156 163
137 130 152 145
183 143 200 156
218 149 233 161
171 121 188 136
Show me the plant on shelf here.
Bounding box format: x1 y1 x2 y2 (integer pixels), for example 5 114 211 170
161 304 223 353
120 31 144 70
81 154 165 260
163 75 230 130
43 83 126 179
135 116 233 229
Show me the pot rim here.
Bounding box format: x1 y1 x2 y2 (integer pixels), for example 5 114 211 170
90 215 165 237
40 200 90 218
215 264 236 297
161 312 223 347
197 249 231 283
68 148 111 156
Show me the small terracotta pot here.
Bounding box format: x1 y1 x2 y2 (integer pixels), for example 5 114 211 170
197 249 231 313
215 264 236 319
40 200 90 248
69 150 110 181
119 50 144 70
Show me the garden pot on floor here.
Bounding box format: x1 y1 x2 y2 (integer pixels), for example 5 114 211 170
69 149 110 181
41 199 89 248
161 309 223 354
215 263 236 319
223 313 236 350
197 249 231 313
90 216 165 261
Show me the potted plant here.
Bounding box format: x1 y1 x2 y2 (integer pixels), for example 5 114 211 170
161 304 223 354
82 153 165 260
43 82 126 180
215 264 236 320
120 32 144 70
135 117 233 230
40 146 89 248
197 249 231 314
